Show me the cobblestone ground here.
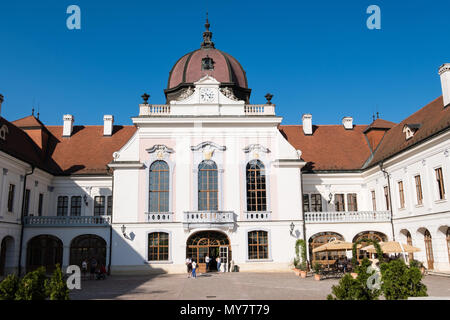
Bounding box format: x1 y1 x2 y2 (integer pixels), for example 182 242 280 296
69 272 450 300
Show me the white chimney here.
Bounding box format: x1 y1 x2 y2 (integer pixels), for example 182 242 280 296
0 94 3 116
342 116 353 130
103 115 114 136
62 114 74 137
439 63 450 107
302 114 312 135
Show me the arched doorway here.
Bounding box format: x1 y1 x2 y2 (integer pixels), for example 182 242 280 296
352 231 387 262
406 231 414 261
69 234 107 268
309 232 345 266
26 235 63 273
0 236 14 276
424 229 434 270
186 231 231 273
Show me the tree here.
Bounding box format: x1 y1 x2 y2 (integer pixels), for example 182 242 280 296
0 274 19 300
15 267 48 300
380 259 427 300
45 264 70 300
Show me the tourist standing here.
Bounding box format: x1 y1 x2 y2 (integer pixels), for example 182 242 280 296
205 255 210 272
81 259 88 279
90 257 97 280
216 257 221 272
192 260 197 278
186 257 192 278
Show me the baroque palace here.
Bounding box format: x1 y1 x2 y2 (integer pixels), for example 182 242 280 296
0 20 449 276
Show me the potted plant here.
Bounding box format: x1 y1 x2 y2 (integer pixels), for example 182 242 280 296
313 262 322 281
299 261 308 278
293 239 308 278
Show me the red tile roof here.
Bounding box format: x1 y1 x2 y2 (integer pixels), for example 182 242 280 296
280 125 372 171
367 96 450 167
363 118 396 133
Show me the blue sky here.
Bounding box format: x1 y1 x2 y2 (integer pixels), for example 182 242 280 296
0 0 449 126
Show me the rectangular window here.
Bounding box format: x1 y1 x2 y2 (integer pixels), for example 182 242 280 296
148 232 169 261
347 193 358 211
303 194 310 212
248 231 268 260
70 196 82 216
334 194 345 212
7 184 15 212
57 196 68 216
310 194 322 212
94 196 105 216
435 168 446 200
384 186 390 210
24 189 31 216
107 196 113 215
371 190 377 211
398 181 405 209
415 175 423 205
38 193 44 216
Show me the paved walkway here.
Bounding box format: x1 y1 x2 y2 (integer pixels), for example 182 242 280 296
69 272 450 300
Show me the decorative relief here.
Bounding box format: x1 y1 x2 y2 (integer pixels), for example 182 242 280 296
220 87 238 101
112 152 120 160
444 149 449 158
177 86 194 101
191 141 226 161
146 145 175 160
243 144 271 154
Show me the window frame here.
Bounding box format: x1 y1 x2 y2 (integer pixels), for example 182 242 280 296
414 175 423 205
384 185 390 210
94 196 106 216
435 167 446 200
149 160 170 213
57 196 68 216
398 180 405 209
70 196 82 216
334 194 345 212
107 196 113 215
310 194 322 212
198 160 219 211
24 189 31 216
347 193 358 211
371 190 377 211
38 193 44 216
247 230 270 261
147 232 170 262
246 160 267 212
7 184 15 212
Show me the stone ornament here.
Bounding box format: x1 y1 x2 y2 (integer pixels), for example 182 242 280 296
220 87 238 101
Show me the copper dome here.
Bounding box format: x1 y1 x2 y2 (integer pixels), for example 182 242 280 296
164 18 251 103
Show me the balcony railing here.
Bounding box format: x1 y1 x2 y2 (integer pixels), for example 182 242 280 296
244 104 275 115
304 211 391 223
139 104 171 116
146 212 173 222
24 215 111 227
244 211 271 221
139 104 275 116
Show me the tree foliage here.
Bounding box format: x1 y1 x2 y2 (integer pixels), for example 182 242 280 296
45 264 70 300
15 267 48 300
380 259 427 300
0 274 20 300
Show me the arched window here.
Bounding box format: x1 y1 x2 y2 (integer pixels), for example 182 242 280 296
406 231 414 261
26 235 63 273
309 232 345 265
248 231 268 260
246 160 267 212
70 234 106 267
149 161 170 212
198 160 218 211
424 229 434 270
148 232 169 261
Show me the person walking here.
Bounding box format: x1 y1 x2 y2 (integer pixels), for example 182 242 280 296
186 257 192 278
205 255 210 272
216 257 221 272
81 259 88 280
191 260 197 279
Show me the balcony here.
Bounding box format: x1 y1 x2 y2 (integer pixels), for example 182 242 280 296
24 215 111 227
304 211 391 223
244 211 272 221
244 104 275 115
183 211 236 230
138 104 275 116
146 212 173 223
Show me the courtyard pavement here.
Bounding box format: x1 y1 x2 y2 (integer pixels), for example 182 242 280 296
69 272 450 300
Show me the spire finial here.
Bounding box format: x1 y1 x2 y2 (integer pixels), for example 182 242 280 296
32 108 35 116
201 12 215 48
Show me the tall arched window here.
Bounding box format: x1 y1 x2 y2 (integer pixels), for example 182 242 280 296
406 231 414 261
198 160 218 211
246 160 267 212
424 229 434 270
149 161 169 212
248 230 268 260
148 232 169 261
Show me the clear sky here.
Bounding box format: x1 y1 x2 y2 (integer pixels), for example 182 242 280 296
0 0 449 126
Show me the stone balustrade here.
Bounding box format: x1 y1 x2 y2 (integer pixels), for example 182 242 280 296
244 211 271 221
304 211 391 223
24 215 111 227
146 212 173 222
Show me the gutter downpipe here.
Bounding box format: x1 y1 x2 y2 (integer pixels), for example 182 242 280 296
107 168 114 275
379 161 395 241
17 165 35 276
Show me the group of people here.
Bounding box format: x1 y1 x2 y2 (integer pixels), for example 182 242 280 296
185 255 222 278
81 257 107 280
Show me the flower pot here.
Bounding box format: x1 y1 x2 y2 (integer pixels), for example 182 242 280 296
300 271 307 278
293 268 301 276
351 272 358 279
314 274 321 281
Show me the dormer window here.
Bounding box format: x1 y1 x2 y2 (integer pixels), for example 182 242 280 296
201 55 215 71
402 123 421 140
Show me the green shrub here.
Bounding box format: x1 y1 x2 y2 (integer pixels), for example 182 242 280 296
313 262 322 275
0 274 20 300
45 264 69 300
328 258 381 300
294 239 308 271
409 259 423 269
15 267 48 300
380 259 427 300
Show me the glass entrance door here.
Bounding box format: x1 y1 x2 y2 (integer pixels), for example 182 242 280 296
219 246 228 272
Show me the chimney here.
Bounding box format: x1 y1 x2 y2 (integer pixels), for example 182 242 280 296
342 116 353 130
0 94 3 116
103 115 114 136
62 114 74 137
439 63 450 108
302 114 312 135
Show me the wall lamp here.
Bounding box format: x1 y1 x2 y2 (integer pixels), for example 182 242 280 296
328 193 333 203
83 194 89 206
289 222 295 236
121 225 130 239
